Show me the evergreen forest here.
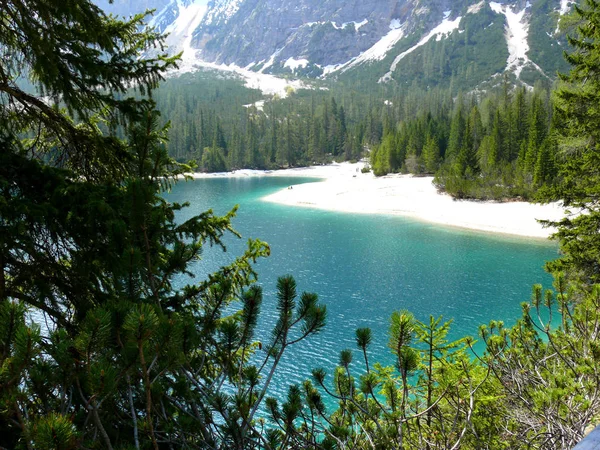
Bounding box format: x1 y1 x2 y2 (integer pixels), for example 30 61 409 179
4 0 600 449
155 70 558 200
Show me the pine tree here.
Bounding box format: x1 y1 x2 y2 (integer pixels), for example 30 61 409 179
229 123 244 169
0 2 326 448
533 138 556 187
489 110 505 167
308 115 323 163
213 120 228 154
245 115 262 168
512 86 530 159
446 102 466 161
423 136 441 173
267 105 278 164
469 105 484 156
522 94 548 177
338 105 348 155
371 135 393 176
456 118 479 177
545 0 600 281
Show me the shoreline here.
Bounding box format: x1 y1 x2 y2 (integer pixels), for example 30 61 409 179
188 162 565 239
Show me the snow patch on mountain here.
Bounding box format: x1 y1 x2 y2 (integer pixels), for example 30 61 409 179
260 48 284 73
304 19 368 31
489 2 544 79
352 19 369 31
559 0 571 15
202 0 243 26
380 16 462 83
147 1 179 32
555 0 572 34
284 58 309 72
321 64 343 75
161 0 209 71
332 19 369 30
181 61 309 97
243 100 265 112
326 19 407 74
467 1 485 14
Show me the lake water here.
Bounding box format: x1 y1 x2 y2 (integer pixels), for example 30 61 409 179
166 176 558 402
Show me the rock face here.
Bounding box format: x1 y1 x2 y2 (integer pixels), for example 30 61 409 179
96 0 572 87
194 0 465 67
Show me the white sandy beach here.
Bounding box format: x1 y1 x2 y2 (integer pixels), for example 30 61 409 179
191 162 566 238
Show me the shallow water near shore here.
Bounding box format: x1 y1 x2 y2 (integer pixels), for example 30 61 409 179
166 176 558 404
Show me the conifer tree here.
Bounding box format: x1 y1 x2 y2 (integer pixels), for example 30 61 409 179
456 118 479 177
229 123 244 169
544 0 600 281
338 105 348 155
245 115 261 168
423 136 441 173
489 110 505 167
308 116 323 163
0 1 327 447
469 104 484 156
512 87 530 158
447 102 466 161
522 94 548 176
533 138 556 186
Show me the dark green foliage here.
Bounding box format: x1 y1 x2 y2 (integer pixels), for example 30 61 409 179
291 311 505 449
153 62 558 180
201 145 229 172
313 276 600 448
152 70 262 164
527 0 571 78
541 0 600 284
0 1 327 448
387 7 507 91
422 135 441 172
477 280 600 448
153 73 360 170
369 85 557 200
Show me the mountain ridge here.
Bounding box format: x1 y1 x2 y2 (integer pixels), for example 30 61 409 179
96 0 573 90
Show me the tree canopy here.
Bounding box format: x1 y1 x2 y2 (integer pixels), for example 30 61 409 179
543 0 600 283
0 1 326 448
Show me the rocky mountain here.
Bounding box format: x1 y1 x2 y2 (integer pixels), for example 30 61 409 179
96 0 574 89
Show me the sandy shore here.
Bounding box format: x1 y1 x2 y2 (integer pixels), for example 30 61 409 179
190 162 566 239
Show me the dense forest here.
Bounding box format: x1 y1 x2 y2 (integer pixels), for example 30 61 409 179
3 0 600 449
371 84 557 199
154 73 370 170
155 72 556 200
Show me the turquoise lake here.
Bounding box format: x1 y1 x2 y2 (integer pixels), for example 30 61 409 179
166 176 558 401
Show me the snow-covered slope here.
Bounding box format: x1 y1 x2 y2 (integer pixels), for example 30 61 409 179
97 0 570 90
380 15 462 82
159 0 210 71
202 0 243 26
489 1 546 80
327 19 408 74
191 61 309 97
